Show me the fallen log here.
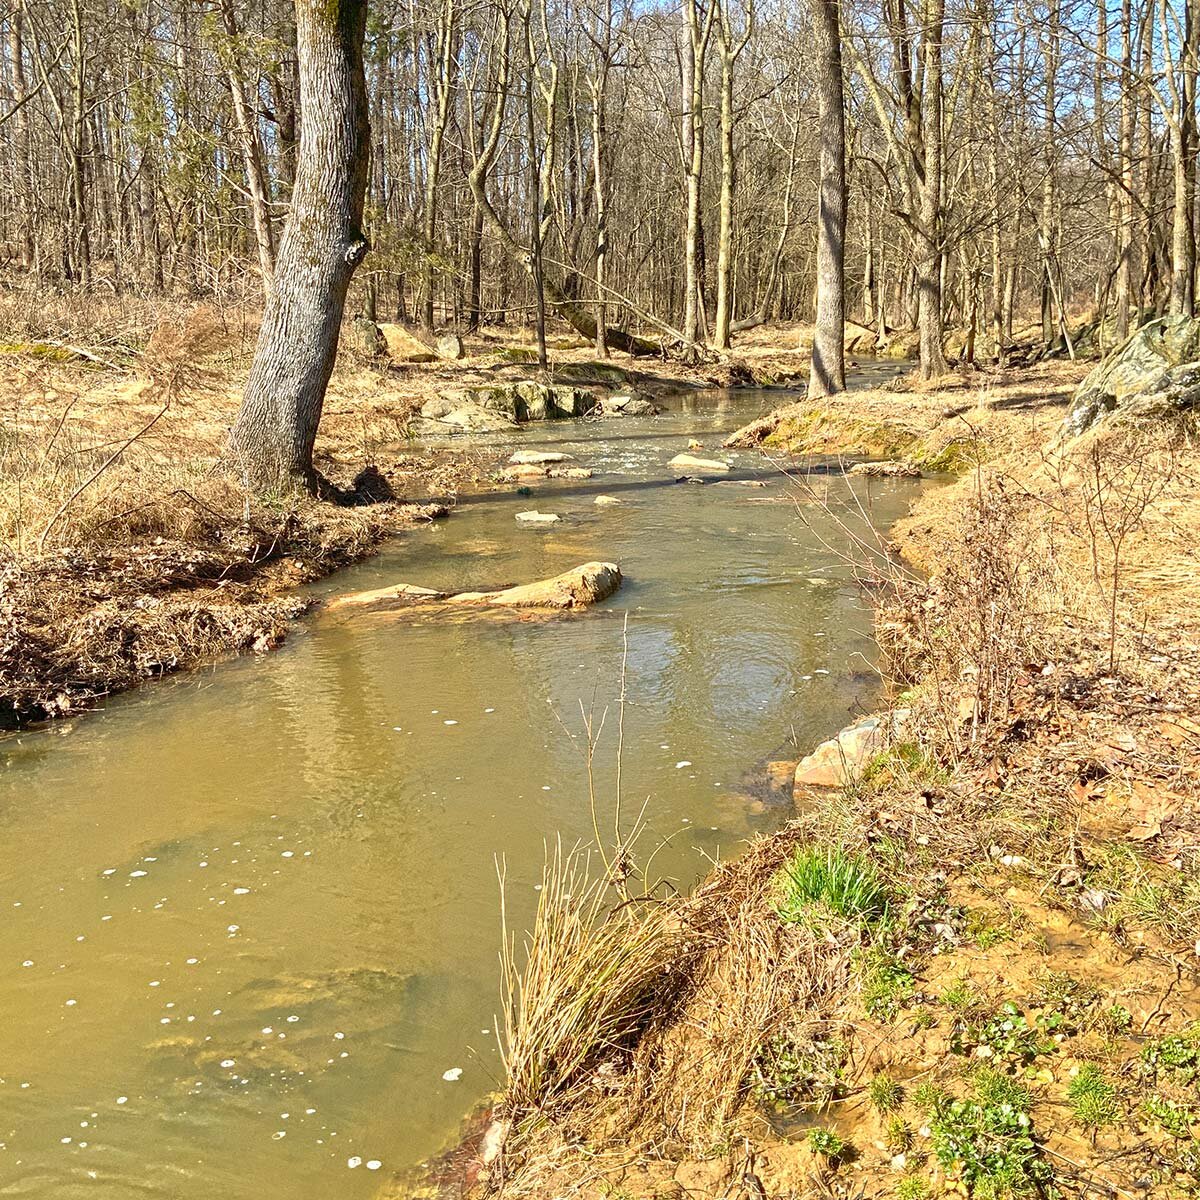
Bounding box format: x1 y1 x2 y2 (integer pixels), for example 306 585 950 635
327 561 622 614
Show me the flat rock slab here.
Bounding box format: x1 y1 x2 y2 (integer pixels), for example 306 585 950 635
509 450 574 465
594 494 621 505
849 460 922 478
793 709 910 792
499 465 592 482
515 510 561 523
668 453 730 473
327 562 621 614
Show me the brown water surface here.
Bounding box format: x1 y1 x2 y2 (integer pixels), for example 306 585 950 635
0 379 929 1198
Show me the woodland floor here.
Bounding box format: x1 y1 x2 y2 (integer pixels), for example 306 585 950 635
401 361 1200 1200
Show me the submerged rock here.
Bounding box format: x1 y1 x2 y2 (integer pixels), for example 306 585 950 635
1061 314 1200 438
668 452 731 473
328 561 621 613
793 710 909 792
594 494 621 505
498 464 592 481
509 450 574 465
515 510 561 524
602 394 659 417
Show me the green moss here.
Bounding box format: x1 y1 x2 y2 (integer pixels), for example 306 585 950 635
761 406 922 459
861 740 948 789
917 439 980 473
499 346 540 363
0 341 78 362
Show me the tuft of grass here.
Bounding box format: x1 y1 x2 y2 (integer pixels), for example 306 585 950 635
859 947 915 1019
885 1114 914 1152
911 1081 949 1113
895 1179 929 1200
941 976 979 1015
869 1071 904 1113
774 845 890 924
499 841 685 1118
1068 1064 1120 1131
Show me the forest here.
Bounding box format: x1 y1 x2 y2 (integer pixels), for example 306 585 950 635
3 0 1199 368
2 0 1200 1197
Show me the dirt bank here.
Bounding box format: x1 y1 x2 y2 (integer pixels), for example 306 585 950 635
417 362 1200 1200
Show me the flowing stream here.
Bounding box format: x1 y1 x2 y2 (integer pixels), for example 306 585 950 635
0 373 930 1198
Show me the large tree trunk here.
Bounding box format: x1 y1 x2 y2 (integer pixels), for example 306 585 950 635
808 0 846 397
229 0 370 494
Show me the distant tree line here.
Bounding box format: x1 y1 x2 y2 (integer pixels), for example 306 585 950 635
2 0 1199 372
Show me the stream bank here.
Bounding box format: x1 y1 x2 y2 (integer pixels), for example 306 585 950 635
432 363 1200 1200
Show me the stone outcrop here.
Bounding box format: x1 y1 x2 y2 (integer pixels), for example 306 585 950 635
378 322 437 363
327 562 622 613
450 381 595 422
793 710 909 792
418 398 511 432
601 394 660 417
849 460 922 478
1061 315 1200 438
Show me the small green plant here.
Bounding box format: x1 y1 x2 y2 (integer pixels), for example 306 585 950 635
860 948 915 1019
895 1179 929 1200
911 1081 949 1113
808 1127 849 1161
1097 1003 1132 1036
885 1114 914 1153
928 1071 1051 1197
752 1031 846 1107
1143 1094 1195 1139
869 1071 904 1113
952 1001 1060 1066
941 976 979 1015
774 845 890 924
963 907 1011 950
1068 1064 1120 1131
1142 1024 1200 1083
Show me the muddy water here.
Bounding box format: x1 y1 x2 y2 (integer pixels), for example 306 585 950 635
0 379 929 1198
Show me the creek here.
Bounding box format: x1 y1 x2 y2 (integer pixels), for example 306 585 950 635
0 372 930 1198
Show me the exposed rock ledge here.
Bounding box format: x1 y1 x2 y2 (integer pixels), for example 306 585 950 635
793 709 909 792
327 561 622 614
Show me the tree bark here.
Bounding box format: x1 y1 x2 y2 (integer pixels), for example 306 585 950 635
229 0 371 494
916 0 948 378
808 0 846 397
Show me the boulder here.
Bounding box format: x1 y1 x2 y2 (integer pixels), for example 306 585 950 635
378 323 437 363
668 453 731 473
1061 315 1200 438
419 397 513 432
436 333 466 360
849 460 922 478
498 465 592 482
464 381 595 422
515 510 560 524
602 394 659 417
793 710 909 792
327 562 621 613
